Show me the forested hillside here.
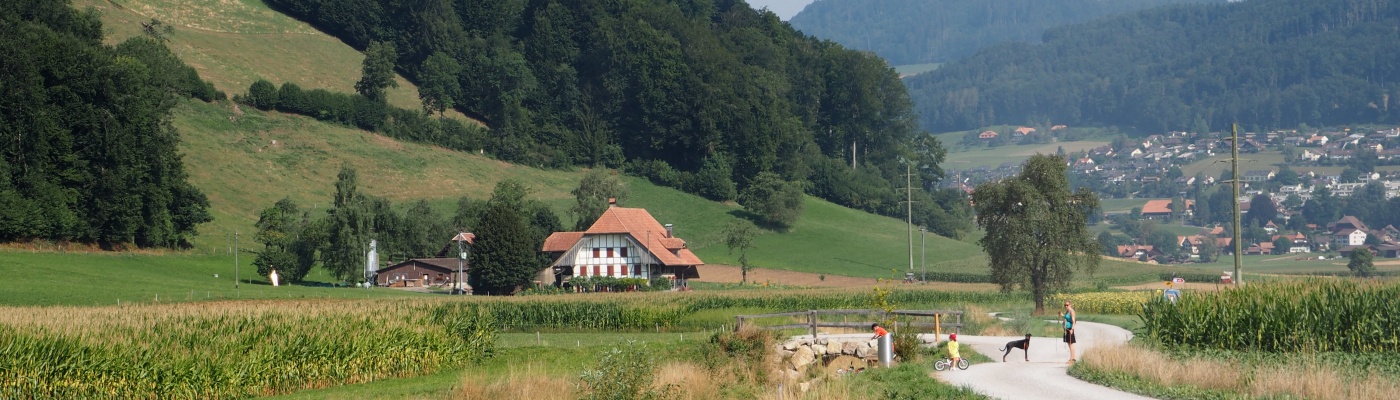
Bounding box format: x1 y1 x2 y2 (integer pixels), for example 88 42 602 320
264 0 970 236
789 0 1220 66
908 0 1400 134
0 0 216 247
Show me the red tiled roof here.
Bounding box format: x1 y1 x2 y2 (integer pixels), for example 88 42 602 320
1141 199 1173 214
543 206 703 266
451 232 476 245
542 232 584 253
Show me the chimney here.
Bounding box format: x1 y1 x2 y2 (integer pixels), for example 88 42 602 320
608 198 617 208
665 224 673 238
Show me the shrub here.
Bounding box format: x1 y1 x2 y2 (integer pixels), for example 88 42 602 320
246 79 279 110
624 159 682 188
578 342 670 400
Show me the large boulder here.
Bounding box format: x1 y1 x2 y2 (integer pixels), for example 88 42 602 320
841 340 861 355
791 346 816 367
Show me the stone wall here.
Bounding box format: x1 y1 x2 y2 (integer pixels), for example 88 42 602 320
772 334 938 383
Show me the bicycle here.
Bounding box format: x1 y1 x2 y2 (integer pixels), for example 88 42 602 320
933 357 970 371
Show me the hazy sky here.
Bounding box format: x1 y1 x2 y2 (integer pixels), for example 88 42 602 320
748 0 817 20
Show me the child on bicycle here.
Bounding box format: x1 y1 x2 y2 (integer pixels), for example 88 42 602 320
947 333 961 371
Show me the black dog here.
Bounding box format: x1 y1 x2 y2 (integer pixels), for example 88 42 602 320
999 334 1033 362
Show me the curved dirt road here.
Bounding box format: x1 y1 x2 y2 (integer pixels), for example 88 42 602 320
936 321 1151 400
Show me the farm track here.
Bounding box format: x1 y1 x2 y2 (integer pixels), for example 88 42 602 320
936 321 1150 400
694 264 999 291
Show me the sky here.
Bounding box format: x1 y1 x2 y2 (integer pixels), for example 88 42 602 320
747 0 817 20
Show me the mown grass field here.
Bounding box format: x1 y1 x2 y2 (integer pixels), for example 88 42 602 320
73 0 478 123
1099 198 1152 213
893 63 940 76
941 140 1110 170
1181 149 1400 179
0 249 427 306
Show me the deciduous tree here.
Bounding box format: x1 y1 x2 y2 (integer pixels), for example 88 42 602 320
738 172 805 229
570 170 628 231
723 220 757 285
1348 248 1375 278
355 41 399 103
973 155 1100 314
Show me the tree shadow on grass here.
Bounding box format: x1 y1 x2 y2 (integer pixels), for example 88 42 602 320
726 209 792 233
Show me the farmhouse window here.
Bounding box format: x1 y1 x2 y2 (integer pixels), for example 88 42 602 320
608 265 615 276
593 265 601 276
621 247 628 257
608 248 615 258
633 264 641 276
593 248 600 258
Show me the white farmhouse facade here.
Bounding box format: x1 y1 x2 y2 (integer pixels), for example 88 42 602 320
541 200 702 288
1333 229 1368 247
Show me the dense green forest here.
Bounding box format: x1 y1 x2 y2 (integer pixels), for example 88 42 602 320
262 0 971 237
908 0 1400 134
789 0 1221 66
0 0 216 247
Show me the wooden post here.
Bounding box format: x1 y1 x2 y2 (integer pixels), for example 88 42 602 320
934 314 941 341
735 316 743 332
808 310 816 338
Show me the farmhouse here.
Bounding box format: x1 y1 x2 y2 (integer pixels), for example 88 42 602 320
978 130 998 139
1140 199 1192 219
541 199 702 288
375 232 474 288
377 258 463 287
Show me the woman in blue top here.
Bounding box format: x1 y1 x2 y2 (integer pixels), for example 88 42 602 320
1061 301 1077 364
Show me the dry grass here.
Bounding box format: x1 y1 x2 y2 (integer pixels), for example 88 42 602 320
1250 364 1400 400
1080 343 1240 391
449 358 864 400
454 363 576 400
652 361 720 400
1082 343 1400 400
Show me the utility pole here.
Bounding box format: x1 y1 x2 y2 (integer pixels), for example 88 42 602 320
920 226 927 283
1231 124 1243 285
903 163 915 272
234 230 240 293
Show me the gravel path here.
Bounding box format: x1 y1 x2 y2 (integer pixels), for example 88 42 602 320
936 321 1153 400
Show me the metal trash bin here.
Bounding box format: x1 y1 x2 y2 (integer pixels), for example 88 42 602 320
877 334 893 367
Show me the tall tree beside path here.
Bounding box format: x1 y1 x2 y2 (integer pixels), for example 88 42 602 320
972 154 1101 314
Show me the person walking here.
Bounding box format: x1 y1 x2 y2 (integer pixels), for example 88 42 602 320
1062 300 1077 364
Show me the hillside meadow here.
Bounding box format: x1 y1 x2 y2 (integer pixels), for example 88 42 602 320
71 0 470 120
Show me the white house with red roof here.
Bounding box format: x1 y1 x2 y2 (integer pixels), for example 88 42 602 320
540 199 702 288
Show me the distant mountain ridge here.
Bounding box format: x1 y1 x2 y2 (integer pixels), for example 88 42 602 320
907 0 1400 134
789 0 1224 66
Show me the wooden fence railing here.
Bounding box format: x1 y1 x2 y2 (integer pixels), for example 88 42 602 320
734 309 963 338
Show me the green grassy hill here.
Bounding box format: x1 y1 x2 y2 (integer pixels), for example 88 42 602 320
73 0 475 122
0 0 1209 303
167 98 990 280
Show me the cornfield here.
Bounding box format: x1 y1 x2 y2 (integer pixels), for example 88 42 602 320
1140 279 1400 353
1052 292 1156 315
0 300 493 399
0 287 1015 398
432 289 1018 331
